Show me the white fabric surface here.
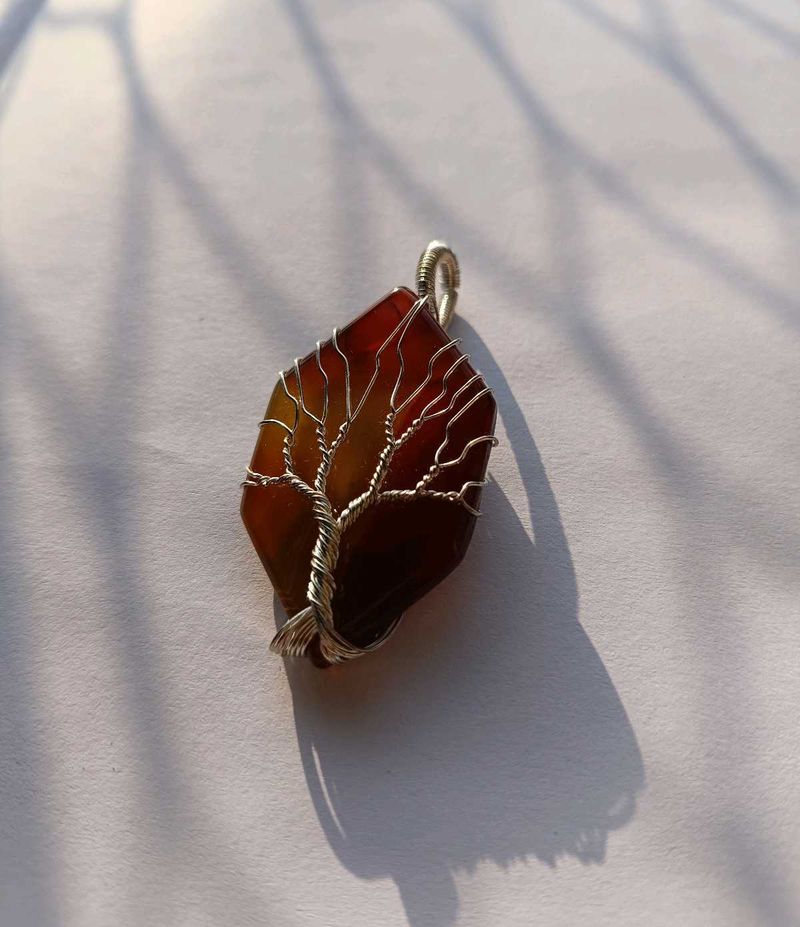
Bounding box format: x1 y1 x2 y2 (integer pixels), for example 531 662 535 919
1 1 799 925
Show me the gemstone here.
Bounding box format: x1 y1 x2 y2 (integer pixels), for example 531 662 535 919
241 287 497 665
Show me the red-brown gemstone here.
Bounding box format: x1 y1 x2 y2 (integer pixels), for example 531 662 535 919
241 287 496 664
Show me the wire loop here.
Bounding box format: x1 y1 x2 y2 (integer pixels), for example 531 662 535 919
416 240 460 330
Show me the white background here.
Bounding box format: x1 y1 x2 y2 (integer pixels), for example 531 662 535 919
1 1 799 925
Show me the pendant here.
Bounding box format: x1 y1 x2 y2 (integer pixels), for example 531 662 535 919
241 241 498 666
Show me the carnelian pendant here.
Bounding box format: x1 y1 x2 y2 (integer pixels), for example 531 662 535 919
241 242 497 666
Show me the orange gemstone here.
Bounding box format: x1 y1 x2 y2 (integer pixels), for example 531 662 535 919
241 287 496 664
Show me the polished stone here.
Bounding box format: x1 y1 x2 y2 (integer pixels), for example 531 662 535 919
242 287 496 663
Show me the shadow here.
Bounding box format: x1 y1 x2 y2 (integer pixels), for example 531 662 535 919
0 9 52 921
706 0 800 57
434 0 800 570
0 0 47 120
282 0 800 345
559 0 798 203
285 325 644 926
0 276 58 925
0 4 279 921
44 1 315 358
280 0 799 582
0 0 46 76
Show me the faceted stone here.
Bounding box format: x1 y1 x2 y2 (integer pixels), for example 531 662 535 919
241 287 496 665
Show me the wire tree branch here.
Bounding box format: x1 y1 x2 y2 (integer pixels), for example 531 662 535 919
243 297 496 662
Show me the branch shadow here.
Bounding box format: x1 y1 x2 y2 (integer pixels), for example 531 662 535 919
0 4 285 922
558 0 798 203
0 0 47 121
282 0 799 579
0 6 53 922
706 0 800 57
0 284 58 926
0 0 45 76
284 325 644 927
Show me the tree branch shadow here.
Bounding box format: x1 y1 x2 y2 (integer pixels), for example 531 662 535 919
557 0 798 202
0 0 46 76
0 3 286 921
706 0 800 57
283 0 799 577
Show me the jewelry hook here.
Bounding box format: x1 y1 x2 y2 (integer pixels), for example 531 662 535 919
416 240 460 330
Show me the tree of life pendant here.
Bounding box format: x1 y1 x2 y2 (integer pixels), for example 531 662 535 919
241 242 498 667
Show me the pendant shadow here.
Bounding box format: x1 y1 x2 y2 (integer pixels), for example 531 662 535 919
282 324 645 926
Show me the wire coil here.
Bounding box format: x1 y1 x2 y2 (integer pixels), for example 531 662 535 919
416 240 460 330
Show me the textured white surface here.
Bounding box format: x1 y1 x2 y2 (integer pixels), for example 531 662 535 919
1 1 799 925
